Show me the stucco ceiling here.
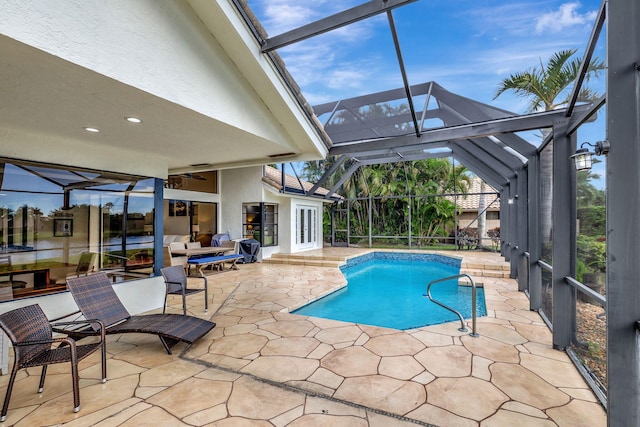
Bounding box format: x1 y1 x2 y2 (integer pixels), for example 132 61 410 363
0 34 321 176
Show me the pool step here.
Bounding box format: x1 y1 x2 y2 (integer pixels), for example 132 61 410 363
265 254 510 277
263 254 344 268
460 268 510 278
460 262 511 278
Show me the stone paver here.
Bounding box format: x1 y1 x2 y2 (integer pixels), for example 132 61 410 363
426 377 508 421
415 345 472 377
334 375 426 415
0 249 606 426
490 363 571 409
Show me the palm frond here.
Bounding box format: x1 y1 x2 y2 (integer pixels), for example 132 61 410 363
495 49 604 114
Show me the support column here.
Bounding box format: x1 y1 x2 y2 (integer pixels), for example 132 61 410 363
368 194 372 248
551 120 576 349
508 179 519 278
153 178 164 277
528 155 542 310
606 0 640 423
516 168 528 291
500 189 508 259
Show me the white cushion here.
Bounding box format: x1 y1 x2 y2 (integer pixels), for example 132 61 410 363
162 235 190 245
169 241 186 251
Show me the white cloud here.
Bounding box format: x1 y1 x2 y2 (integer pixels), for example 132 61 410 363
251 0 363 36
464 2 545 37
248 0 386 102
262 4 316 34
248 0 603 112
535 2 598 33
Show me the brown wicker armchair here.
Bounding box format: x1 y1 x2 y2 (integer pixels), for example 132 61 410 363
160 265 207 315
0 304 106 421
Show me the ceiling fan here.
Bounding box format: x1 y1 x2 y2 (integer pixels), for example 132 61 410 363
163 173 207 189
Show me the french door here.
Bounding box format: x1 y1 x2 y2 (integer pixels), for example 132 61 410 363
296 206 317 249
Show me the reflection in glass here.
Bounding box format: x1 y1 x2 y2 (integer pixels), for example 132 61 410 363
0 159 155 299
540 267 553 324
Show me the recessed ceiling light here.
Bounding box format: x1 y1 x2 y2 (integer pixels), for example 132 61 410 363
84 127 100 133
125 116 142 124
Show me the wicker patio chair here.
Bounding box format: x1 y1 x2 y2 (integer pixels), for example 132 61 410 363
0 304 106 421
57 272 216 354
160 265 207 315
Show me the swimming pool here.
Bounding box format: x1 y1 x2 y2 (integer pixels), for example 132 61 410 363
293 252 486 330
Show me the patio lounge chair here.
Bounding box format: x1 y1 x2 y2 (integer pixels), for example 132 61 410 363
56 272 216 354
0 304 107 421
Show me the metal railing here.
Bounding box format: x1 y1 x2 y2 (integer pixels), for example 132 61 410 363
424 273 479 337
565 276 606 307
538 260 553 272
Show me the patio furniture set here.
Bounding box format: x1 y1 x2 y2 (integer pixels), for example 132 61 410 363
0 253 229 421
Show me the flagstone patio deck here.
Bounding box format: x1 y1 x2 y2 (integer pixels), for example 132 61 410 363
0 249 606 426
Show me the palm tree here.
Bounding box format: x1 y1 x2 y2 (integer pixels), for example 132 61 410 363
495 49 604 110
307 100 475 246
575 158 604 206
494 49 605 248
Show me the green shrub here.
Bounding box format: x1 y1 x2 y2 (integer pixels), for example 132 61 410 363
577 206 605 236
577 234 606 273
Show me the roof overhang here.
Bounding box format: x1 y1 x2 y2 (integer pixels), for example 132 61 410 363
0 0 329 178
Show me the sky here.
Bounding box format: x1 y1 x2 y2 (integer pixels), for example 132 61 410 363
247 0 607 189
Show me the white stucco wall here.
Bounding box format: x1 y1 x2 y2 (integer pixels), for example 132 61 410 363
220 167 264 241
275 196 325 254
0 0 291 144
0 276 166 320
220 166 326 258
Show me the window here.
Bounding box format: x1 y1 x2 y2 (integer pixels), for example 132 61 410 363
0 158 155 299
486 211 500 220
242 203 278 247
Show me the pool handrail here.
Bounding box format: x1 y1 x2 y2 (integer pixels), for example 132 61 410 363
424 273 479 337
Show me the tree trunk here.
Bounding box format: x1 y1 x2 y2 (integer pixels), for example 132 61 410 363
540 138 554 251
478 180 487 249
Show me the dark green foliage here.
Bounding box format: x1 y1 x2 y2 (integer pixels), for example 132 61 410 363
310 156 470 246
577 234 606 273
578 206 605 236
576 162 606 275
304 102 471 246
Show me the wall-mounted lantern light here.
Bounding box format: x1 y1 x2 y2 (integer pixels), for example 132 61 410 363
571 140 610 171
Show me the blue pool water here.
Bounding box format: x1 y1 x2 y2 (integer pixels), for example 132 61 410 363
293 253 486 330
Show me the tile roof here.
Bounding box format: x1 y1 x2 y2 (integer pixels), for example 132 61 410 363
262 165 338 199
446 177 500 211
